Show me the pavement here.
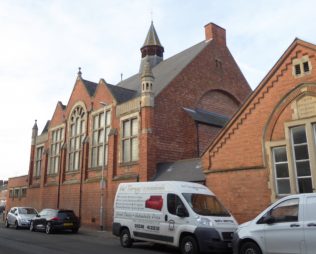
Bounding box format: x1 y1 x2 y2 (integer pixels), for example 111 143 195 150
79 227 116 239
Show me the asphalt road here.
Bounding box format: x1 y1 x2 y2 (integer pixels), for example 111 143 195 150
0 225 179 254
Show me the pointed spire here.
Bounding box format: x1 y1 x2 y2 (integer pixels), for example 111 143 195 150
140 22 164 73
32 120 38 143
32 120 38 130
142 21 162 47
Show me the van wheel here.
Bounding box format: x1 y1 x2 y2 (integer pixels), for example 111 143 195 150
240 241 262 254
120 229 132 248
180 235 198 254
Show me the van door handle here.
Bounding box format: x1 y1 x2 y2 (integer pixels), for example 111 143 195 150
290 224 300 227
165 215 168 222
307 223 316 227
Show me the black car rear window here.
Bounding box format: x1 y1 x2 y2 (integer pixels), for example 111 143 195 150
58 211 75 219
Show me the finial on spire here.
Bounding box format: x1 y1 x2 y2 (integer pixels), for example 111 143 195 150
150 10 153 23
77 67 82 78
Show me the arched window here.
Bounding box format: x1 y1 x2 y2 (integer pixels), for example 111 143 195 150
68 106 85 171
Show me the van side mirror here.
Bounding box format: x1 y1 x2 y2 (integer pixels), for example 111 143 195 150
176 205 188 218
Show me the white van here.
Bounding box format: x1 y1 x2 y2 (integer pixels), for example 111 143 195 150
233 193 316 254
112 181 237 254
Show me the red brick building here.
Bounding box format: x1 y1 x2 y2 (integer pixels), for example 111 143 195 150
7 22 251 229
202 38 316 224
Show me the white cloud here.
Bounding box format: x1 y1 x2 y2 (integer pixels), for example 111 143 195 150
1 0 316 180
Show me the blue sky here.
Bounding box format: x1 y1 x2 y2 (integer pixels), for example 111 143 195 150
1 0 316 180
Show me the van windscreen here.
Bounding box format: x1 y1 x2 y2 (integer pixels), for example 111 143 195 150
182 193 230 217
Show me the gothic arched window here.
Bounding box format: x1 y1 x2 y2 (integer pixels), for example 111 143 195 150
68 106 86 171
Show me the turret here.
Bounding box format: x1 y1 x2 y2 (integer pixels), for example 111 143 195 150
141 60 154 107
139 22 164 73
32 120 38 145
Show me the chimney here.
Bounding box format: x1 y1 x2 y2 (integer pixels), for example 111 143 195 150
204 23 226 46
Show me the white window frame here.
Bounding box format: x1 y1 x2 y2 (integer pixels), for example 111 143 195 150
290 125 313 193
272 146 291 195
120 113 139 163
67 104 86 172
90 107 111 168
48 125 64 175
34 145 44 177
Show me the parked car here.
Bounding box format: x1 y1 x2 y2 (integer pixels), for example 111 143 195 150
30 208 80 234
233 193 316 254
5 207 38 229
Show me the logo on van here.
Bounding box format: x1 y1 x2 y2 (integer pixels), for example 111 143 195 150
145 195 163 211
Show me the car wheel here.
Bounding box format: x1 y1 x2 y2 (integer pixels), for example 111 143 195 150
72 228 79 233
15 221 19 230
45 222 53 234
180 235 199 254
240 241 262 254
30 221 35 232
5 219 9 228
120 228 132 248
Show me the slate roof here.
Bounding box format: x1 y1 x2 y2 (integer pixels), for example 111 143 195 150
183 107 229 127
80 39 210 103
82 79 98 97
81 79 137 104
152 158 205 183
105 83 138 104
41 120 51 134
117 40 209 96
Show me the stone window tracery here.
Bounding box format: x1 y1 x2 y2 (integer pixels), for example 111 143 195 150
68 106 85 172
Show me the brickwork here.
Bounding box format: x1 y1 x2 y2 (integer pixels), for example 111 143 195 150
202 39 316 223
6 176 28 210
155 34 251 162
207 168 270 223
197 90 240 115
197 125 221 156
7 23 251 229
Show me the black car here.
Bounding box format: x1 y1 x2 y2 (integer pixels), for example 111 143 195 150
30 209 80 234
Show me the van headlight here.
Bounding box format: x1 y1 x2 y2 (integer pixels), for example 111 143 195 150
197 216 213 227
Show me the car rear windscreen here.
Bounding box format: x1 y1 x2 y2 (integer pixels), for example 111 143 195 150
58 211 75 220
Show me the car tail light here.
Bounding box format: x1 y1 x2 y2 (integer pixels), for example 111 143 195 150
51 217 60 221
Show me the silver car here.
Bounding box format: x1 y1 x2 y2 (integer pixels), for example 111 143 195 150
5 207 38 229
